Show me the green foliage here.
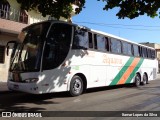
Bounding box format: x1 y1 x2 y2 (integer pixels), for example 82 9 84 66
100 0 160 19
16 0 160 20
16 0 85 20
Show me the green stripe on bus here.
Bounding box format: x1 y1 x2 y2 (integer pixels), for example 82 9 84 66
125 58 144 84
109 57 134 86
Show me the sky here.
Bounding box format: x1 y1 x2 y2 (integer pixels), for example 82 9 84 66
72 0 160 44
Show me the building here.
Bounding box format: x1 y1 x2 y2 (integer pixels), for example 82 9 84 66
0 0 78 81
140 42 160 73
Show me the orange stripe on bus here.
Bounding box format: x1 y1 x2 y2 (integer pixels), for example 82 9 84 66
117 58 141 85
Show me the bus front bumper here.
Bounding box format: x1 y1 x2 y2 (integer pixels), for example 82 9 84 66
7 81 42 94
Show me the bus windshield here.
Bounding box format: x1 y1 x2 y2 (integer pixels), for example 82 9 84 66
10 22 72 72
10 22 50 72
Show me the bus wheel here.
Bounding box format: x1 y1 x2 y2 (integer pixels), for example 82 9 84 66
142 73 148 85
135 74 141 87
69 76 83 96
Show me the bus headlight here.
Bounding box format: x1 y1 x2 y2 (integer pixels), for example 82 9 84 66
24 78 39 83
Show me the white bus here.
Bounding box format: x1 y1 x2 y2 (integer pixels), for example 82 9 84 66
7 20 158 96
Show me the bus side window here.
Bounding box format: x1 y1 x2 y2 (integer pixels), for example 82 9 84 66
122 42 133 56
151 50 156 59
110 38 122 54
133 45 140 57
96 34 107 51
73 29 89 49
122 42 128 55
142 47 148 58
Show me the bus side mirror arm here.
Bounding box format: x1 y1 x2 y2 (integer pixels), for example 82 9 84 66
6 46 9 56
6 41 18 56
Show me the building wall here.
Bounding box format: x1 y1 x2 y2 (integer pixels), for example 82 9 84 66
0 32 17 81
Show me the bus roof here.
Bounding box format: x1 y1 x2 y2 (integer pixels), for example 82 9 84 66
90 29 155 50
23 20 155 50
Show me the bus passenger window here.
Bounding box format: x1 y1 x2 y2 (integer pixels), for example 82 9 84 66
96 34 107 51
133 45 140 57
122 42 128 55
73 29 89 49
122 42 132 56
110 38 122 54
142 47 148 58
151 50 156 58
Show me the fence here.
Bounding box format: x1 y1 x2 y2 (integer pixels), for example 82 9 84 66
0 4 48 24
0 4 28 24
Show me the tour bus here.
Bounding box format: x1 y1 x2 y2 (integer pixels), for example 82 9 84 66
7 20 158 96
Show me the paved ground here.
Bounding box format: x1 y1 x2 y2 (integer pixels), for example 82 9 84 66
0 74 160 120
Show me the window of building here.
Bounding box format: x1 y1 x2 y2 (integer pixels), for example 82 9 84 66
0 1 10 19
19 10 28 24
0 45 5 63
110 38 122 54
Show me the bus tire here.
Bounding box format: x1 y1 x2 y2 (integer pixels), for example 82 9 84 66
141 73 148 85
135 74 141 87
69 75 83 97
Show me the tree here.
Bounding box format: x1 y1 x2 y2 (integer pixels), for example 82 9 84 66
16 0 160 20
16 0 85 20
100 0 160 19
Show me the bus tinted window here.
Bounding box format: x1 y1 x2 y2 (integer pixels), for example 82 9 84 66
142 47 148 58
110 38 122 54
133 45 140 57
73 29 89 49
151 50 156 58
122 42 132 56
95 34 108 51
43 23 72 70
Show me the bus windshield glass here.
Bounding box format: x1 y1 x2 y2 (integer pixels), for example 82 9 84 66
10 22 50 72
42 23 72 70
